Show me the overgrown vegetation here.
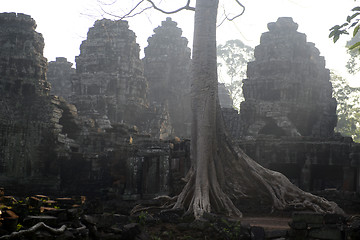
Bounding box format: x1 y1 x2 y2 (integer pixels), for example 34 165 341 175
330 72 360 142
217 39 254 110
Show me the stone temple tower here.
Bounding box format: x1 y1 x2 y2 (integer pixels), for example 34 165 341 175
71 19 170 137
0 13 74 192
47 57 75 100
143 17 192 138
71 19 147 125
240 17 337 138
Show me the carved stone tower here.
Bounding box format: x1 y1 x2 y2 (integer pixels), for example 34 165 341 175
71 19 170 137
0 13 72 192
240 17 337 138
47 57 75 100
143 17 192 138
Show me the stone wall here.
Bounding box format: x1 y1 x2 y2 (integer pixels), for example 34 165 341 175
238 136 354 191
0 13 76 193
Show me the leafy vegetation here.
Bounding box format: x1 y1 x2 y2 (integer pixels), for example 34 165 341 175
330 72 360 142
217 39 254 110
329 5 360 51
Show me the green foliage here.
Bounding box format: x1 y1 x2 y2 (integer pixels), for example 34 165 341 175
330 72 360 142
216 218 244 240
217 39 254 110
330 5 360 52
16 223 23 231
346 32 360 74
137 211 148 226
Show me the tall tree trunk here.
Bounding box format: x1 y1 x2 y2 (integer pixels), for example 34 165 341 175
174 0 241 219
173 0 344 219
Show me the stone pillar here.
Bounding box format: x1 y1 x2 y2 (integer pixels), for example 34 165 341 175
123 157 142 200
342 166 356 191
300 157 312 191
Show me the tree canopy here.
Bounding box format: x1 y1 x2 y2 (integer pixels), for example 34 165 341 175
217 39 254 110
330 72 360 142
329 4 360 51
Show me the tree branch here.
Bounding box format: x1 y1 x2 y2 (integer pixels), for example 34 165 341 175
99 0 195 20
146 0 195 14
217 0 245 27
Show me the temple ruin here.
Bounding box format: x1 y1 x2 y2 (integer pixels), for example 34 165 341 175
240 17 337 138
70 19 171 138
0 12 360 199
47 57 75 100
143 17 192 138
222 17 360 192
0 13 75 192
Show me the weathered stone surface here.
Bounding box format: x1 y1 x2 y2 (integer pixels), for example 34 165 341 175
238 137 354 190
143 17 192 138
71 18 170 139
240 17 337 138
47 57 75 100
0 13 75 193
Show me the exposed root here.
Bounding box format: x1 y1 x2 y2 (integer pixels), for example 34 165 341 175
132 123 344 219
0 222 66 240
130 195 177 216
227 137 345 215
172 133 345 218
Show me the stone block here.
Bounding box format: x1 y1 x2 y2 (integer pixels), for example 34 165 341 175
292 212 324 224
308 227 342 240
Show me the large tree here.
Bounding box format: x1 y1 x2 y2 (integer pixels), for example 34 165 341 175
105 0 343 218
217 39 254 110
331 72 360 142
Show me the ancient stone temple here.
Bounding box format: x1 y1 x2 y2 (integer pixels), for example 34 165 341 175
0 13 76 193
71 19 170 138
232 17 359 192
47 57 75 100
143 17 192 138
240 17 337 138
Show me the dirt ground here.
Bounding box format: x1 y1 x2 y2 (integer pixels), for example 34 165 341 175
241 216 291 230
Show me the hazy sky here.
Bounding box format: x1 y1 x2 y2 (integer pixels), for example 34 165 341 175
2 0 360 85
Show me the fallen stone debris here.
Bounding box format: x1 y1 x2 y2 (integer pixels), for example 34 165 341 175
0 189 359 240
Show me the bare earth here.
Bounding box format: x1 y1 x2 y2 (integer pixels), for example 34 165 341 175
241 217 291 230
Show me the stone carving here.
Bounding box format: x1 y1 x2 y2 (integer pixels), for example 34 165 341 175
71 19 170 138
240 17 337 138
47 57 75 100
143 17 192 138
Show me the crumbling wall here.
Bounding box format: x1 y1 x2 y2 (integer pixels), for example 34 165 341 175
0 13 76 193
